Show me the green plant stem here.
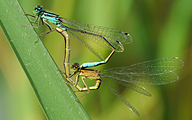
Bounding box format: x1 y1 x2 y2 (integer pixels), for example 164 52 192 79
0 0 90 119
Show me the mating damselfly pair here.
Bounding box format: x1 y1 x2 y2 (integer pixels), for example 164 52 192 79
26 5 184 116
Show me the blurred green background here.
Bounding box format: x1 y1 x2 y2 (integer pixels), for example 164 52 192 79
0 0 191 119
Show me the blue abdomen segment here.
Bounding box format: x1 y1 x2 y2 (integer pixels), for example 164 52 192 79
80 61 105 68
56 23 67 31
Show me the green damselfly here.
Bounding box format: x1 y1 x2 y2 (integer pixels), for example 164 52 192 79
26 5 133 66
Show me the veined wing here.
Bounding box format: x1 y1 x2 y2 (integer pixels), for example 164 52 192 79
102 79 140 116
100 57 184 85
60 18 133 52
68 30 104 61
109 79 152 96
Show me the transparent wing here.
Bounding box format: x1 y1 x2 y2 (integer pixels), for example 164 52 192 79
60 18 133 52
68 30 104 61
101 57 184 85
102 79 140 116
111 79 152 96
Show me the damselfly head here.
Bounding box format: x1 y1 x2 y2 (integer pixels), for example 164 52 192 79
71 63 80 71
34 5 43 14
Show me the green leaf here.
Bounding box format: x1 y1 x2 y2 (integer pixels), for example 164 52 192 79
0 0 90 119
